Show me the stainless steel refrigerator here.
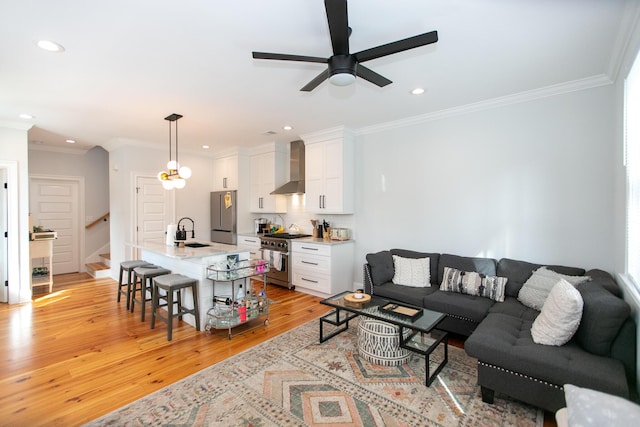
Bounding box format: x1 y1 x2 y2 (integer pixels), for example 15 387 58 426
210 190 237 245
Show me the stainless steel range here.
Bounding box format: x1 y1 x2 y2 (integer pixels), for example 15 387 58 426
260 233 311 289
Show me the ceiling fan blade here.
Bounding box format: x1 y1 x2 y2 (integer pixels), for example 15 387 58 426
354 30 438 63
355 64 392 87
300 69 329 92
324 0 349 55
252 52 327 64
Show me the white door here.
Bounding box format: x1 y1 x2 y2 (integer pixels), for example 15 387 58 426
0 168 7 302
29 177 82 275
136 176 173 245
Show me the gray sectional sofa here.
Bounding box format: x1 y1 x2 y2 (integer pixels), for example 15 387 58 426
363 249 637 412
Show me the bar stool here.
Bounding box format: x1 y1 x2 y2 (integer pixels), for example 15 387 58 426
151 274 200 341
118 260 153 309
130 265 171 322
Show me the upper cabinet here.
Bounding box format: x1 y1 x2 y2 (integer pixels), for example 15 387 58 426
213 155 239 191
303 128 354 214
250 148 287 213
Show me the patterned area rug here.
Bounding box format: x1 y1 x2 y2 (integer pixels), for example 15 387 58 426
86 318 542 426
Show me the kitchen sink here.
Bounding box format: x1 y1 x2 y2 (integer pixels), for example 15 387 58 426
184 242 210 248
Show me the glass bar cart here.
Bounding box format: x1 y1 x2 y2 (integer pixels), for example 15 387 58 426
205 258 270 339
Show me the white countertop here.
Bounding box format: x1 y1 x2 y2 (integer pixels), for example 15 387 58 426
129 239 254 260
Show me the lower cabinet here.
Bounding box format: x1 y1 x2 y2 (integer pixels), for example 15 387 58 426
291 240 354 297
237 235 262 259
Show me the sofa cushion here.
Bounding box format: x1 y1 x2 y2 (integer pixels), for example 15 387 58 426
518 266 590 310
372 282 438 307
575 281 631 357
564 384 640 427
366 251 394 286
440 267 507 302
423 291 495 323
489 296 539 322
531 279 584 346
584 269 621 297
497 258 585 298
437 253 497 285
391 249 440 285
391 255 430 287
465 313 629 398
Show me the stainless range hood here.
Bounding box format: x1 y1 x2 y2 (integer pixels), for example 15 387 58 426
271 140 305 195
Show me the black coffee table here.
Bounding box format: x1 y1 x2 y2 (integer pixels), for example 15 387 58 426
320 291 448 386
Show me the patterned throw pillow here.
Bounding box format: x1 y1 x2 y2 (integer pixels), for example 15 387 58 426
391 255 430 287
518 266 590 310
440 267 507 302
531 279 584 346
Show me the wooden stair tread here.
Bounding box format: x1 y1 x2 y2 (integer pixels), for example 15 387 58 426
99 253 111 260
86 262 109 271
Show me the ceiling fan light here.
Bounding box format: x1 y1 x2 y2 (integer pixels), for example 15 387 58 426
178 166 192 179
329 72 356 86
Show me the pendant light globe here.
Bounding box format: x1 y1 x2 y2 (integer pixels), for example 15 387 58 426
178 165 192 179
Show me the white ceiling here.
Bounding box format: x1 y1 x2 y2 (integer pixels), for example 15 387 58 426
0 0 636 154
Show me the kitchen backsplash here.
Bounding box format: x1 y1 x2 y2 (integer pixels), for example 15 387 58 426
252 194 356 239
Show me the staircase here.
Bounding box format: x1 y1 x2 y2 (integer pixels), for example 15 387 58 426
86 253 111 279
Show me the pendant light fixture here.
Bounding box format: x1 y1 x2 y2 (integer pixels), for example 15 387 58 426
157 113 192 190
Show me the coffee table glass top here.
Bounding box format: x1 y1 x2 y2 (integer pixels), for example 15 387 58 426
321 291 445 333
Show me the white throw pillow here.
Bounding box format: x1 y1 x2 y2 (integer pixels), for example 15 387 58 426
391 255 430 287
531 279 583 346
564 384 640 427
518 266 590 310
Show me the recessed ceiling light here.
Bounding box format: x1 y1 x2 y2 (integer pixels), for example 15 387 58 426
66 139 76 144
202 145 210 149
36 40 65 52
411 87 425 95
19 113 34 119
283 125 293 131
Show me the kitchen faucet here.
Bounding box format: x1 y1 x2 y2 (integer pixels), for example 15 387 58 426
176 217 195 240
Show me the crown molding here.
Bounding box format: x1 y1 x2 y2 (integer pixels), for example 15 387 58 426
300 126 354 144
607 0 640 81
28 143 89 155
356 74 613 136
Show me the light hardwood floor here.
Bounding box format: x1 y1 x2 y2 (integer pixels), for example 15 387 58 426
0 274 331 426
1 274 555 427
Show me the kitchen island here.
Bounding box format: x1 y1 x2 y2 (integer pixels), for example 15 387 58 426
128 239 252 330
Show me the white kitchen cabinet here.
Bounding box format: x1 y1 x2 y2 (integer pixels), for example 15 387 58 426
291 240 354 297
213 155 239 191
237 234 262 259
250 151 287 213
304 136 354 213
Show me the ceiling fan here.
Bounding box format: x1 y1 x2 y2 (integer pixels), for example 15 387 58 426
252 0 438 92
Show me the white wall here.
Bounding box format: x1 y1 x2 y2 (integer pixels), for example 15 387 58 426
0 123 32 303
352 84 616 284
29 146 110 260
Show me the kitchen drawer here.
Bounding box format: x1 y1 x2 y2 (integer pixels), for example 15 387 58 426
292 253 330 273
238 235 260 247
292 241 331 257
292 271 331 294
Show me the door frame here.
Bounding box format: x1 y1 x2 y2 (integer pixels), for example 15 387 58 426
29 174 85 274
0 161 19 303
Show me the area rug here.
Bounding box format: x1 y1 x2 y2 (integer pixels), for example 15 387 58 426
86 318 542 426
